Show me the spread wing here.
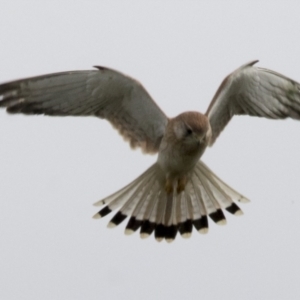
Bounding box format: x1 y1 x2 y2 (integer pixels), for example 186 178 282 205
0 66 168 153
206 60 300 146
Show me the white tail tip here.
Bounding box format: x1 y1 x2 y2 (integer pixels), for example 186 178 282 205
107 222 116 228
166 238 174 243
125 229 134 235
217 219 227 226
239 196 250 203
199 228 208 234
235 210 244 216
140 233 150 239
92 213 101 219
93 200 105 207
181 232 191 239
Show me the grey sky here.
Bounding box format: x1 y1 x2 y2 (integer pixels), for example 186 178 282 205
1 1 300 299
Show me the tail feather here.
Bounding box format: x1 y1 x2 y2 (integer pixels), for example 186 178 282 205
99 167 155 220
193 216 209 234
155 193 177 242
93 164 157 207
186 181 211 235
196 173 227 225
195 162 247 217
135 179 159 220
140 190 161 238
142 186 160 221
163 192 174 226
189 180 204 220
107 212 127 227
154 190 168 241
93 161 249 242
190 178 207 218
148 191 161 223
164 192 178 243
179 219 193 238
176 192 184 224
129 176 157 219
124 176 157 234
197 162 250 203
125 217 142 235
140 221 156 238
185 183 209 234
191 180 210 217
179 193 194 238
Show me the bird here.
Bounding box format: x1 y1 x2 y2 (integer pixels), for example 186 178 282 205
1 60 300 243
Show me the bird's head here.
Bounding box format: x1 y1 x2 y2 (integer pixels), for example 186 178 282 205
173 111 211 147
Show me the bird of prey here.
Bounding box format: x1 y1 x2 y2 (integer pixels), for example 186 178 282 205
1 60 300 243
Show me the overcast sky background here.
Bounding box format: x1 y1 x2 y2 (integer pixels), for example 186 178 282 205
1 1 300 299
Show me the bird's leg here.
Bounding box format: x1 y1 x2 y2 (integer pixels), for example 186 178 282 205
165 175 187 194
165 178 173 194
177 176 187 194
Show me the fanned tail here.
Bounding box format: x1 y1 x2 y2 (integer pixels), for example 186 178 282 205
93 161 249 242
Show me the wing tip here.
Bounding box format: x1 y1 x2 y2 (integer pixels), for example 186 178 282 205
248 59 259 66
93 65 110 71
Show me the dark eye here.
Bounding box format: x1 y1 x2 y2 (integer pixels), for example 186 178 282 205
186 128 193 135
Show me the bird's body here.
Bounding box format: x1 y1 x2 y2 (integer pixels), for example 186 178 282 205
158 112 209 178
1 60 300 242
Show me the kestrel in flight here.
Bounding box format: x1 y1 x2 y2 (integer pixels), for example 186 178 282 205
1 60 300 242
